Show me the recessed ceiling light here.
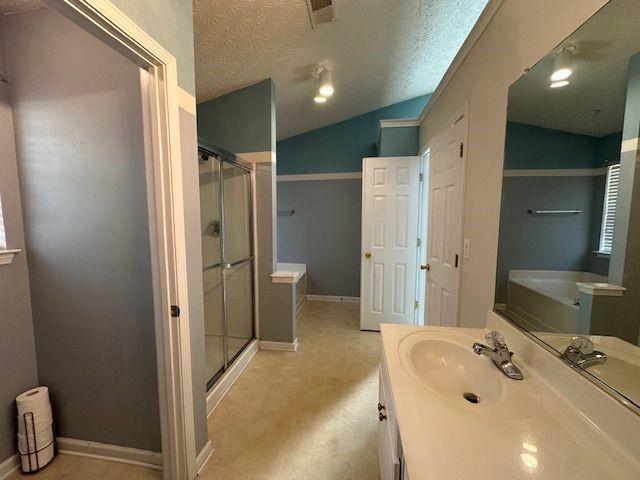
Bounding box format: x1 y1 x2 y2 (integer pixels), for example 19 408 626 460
550 80 569 88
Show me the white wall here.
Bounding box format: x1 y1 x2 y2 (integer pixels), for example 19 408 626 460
419 0 608 327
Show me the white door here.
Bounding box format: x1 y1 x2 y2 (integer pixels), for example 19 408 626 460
425 114 467 326
361 157 421 331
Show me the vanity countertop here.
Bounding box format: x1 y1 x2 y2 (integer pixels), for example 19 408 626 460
380 323 640 480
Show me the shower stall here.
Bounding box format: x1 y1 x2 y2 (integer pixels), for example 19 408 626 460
199 145 255 390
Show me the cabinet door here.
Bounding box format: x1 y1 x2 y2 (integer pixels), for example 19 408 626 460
379 367 400 480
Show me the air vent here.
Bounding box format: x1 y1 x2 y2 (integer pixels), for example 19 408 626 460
306 0 334 28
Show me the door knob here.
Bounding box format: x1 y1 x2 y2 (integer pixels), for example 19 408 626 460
364 251 372 259
420 264 431 271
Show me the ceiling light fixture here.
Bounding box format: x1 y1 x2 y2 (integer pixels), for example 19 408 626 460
550 80 570 89
314 76 328 103
550 46 575 82
318 68 334 97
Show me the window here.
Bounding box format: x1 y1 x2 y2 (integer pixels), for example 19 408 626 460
599 163 620 254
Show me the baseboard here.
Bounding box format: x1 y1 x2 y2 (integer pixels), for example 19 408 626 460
259 338 299 352
196 440 214 475
0 454 19 480
56 437 162 470
206 339 259 416
306 294 360 303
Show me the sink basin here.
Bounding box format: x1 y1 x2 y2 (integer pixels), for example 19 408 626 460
398 330 541 419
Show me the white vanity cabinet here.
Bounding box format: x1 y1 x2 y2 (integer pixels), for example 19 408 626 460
378 360 408 480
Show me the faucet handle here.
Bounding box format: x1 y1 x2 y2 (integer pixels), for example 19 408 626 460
569 336 594 355
485 330 506 349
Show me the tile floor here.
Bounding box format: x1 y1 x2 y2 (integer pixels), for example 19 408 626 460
200 300 382 480
7 453 161 480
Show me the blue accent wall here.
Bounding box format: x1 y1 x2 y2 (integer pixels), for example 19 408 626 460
197 79 275 154
378 126 420 157
277 95 430 174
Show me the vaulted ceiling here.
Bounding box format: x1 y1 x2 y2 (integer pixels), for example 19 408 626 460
193 0 488 140
0 0 44 15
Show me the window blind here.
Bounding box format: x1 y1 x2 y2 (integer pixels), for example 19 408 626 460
599 163 620 254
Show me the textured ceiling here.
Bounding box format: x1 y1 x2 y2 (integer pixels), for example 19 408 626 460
508 0 639 138
194 0 488 140
0 0 45 15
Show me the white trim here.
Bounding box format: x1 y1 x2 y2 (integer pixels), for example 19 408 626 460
306 294 360 303
0 454 19 480
56 2 197 478
259 338 299 351
56 437 163 470
177 87 196 115
379 118 420 128
206 339 259 416
195 440 214 475
621 137 639 153
236 151 276 164
0 249 21 266
503 168 607 177
419 0 505 123
277 172 362 182
577 282 626 297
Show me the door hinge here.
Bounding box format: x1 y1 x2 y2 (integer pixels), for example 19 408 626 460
170 305 180 317
459 143 464 158
414 301 419 309
419 173 423 182
417 238 421 247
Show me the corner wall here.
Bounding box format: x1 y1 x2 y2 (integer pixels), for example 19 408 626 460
4 8 161 451
418 0 609 327
0 20 38 464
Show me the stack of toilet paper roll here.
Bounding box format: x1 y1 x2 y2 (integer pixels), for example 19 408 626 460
16 387 55 472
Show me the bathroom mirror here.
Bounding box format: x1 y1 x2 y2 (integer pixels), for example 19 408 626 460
495 0 640 410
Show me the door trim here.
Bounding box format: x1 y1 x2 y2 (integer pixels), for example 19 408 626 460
50 1 197 478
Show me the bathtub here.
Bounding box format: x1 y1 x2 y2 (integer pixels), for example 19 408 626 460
506 270 607 333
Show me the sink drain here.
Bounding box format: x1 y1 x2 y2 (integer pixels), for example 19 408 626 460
463 392 480 404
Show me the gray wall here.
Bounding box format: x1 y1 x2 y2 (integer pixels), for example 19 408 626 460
4 9 160 450
0 21 39 463
277 179 362 297
495 176 600 302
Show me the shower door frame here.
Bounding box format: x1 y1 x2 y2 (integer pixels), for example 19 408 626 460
199 145 257 391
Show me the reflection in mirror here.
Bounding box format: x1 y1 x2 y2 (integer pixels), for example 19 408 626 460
495 0 640 410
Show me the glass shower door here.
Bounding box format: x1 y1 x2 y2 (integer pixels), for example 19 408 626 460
199 154 225 385
221 162 254 362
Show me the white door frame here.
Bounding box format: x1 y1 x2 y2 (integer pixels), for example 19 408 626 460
49 1 196 478
422 104 469 326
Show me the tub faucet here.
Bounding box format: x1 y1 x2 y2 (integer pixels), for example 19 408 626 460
562 336 606 368
472 331 524 380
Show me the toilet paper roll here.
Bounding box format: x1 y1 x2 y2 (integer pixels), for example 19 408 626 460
16 387 50 417
17 425 53 452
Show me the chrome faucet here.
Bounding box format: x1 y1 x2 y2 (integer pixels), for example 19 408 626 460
562 336 606 368
473 331 524 380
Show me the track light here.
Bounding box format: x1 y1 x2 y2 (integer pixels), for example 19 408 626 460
318 68 334 97
314 76 327 103
550 47 574 82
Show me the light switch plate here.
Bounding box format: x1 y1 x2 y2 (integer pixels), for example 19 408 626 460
463 239 471 260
